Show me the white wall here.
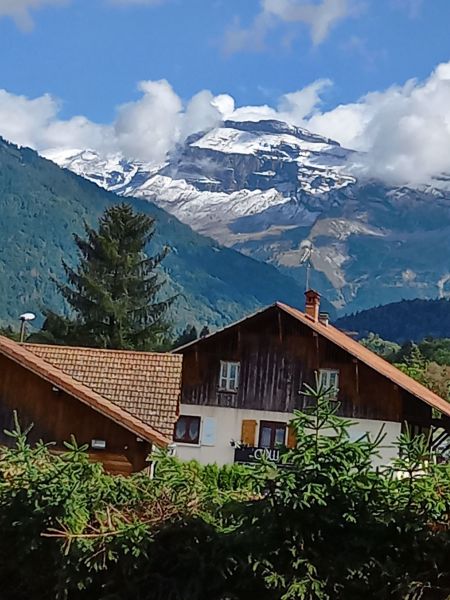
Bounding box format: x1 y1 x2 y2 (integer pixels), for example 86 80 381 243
175 404 401 467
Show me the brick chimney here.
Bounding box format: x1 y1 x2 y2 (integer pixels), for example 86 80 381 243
304 289 321 322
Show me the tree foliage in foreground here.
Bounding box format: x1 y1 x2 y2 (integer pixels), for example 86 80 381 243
361 336 450 401
1 386 450 599
31 203 175 350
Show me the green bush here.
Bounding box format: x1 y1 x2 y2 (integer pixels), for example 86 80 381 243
1 386 450 599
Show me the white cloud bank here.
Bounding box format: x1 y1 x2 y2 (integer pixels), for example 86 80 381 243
224 0 357 54
1 62 450 186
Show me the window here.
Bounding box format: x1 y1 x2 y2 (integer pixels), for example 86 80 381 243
319 369 340 398
174 415 201 444
219 361 240 392
259 421 286 448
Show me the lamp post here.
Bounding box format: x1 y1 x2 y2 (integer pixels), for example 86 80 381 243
19 312 36 343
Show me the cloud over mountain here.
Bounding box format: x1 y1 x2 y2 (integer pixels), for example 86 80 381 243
1 62 450 186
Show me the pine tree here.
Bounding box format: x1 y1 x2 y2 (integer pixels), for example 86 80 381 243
173 324 198 348
200 325 210 338
41 203 175 350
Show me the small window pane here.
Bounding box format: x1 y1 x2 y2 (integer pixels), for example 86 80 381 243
260 426 272 448
188 419 200 442
319 370 339 397
219 361 241 391
275 427 286 447
175 419 187 440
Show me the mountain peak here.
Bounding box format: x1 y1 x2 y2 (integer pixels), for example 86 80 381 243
222 119 339 146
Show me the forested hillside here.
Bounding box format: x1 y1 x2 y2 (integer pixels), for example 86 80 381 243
335 298 450 343
0 137 310 332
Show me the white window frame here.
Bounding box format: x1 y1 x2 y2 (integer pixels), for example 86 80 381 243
219 361 240 392
319 369 340 399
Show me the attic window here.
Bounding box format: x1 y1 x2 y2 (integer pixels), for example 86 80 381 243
319 369 340 399
219 361 240 392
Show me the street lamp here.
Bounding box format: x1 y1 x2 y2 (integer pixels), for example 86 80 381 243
19 312 36 343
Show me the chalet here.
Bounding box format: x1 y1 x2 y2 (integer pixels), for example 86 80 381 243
174 291 450 466
0 337 182 475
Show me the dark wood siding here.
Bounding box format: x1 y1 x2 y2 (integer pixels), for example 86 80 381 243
0 354 151 474
180 307 432 427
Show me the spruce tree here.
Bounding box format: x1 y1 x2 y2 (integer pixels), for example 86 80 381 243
43 203 175 350
173 324 198 348
200 325 210 338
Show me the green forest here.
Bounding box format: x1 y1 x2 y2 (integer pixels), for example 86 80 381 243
335 298 450 343
0 136 306 333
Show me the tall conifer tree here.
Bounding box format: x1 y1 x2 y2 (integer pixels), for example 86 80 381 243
41 203 175 350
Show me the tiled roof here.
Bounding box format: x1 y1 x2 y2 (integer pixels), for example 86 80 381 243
25 344 182 439
0 336 177 446
175 301 450 418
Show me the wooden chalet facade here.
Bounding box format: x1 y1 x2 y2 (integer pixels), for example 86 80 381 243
0 337 182 475
174 291 450 466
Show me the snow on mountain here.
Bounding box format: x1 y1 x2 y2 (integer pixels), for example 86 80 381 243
46 118 450 314
47 119 355 234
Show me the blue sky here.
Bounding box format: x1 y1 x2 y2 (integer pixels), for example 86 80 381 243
0 0 448 122
1 0 450 185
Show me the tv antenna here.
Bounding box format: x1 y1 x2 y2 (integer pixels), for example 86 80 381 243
299 242 313 290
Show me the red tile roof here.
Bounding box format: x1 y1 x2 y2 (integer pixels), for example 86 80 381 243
24 344 182 439
0 336 182 446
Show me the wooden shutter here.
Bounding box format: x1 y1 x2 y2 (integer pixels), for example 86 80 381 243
241 419 257 446
287 424 297 449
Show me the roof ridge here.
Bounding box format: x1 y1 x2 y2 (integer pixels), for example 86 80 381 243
23 343 179 359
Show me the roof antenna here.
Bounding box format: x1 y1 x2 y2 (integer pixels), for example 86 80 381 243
299 242 313 291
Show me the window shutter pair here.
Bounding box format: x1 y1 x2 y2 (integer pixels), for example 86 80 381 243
241 420 296 448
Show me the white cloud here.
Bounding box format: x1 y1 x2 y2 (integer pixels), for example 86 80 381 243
114 80 181 163
0 80 226 164
0 0 67 30
181 91 223 139
224 62 450 186
2 62 450 186
264 0 355 45
305 62 450 185
0 89 114 153
223 0 356 54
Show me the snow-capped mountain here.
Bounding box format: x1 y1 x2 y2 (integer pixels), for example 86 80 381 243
48 119 450 314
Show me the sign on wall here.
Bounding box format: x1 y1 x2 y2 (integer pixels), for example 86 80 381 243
234 446 284 464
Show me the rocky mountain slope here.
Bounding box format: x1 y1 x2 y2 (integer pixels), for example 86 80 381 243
0 136 312 332
49 119 450 315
